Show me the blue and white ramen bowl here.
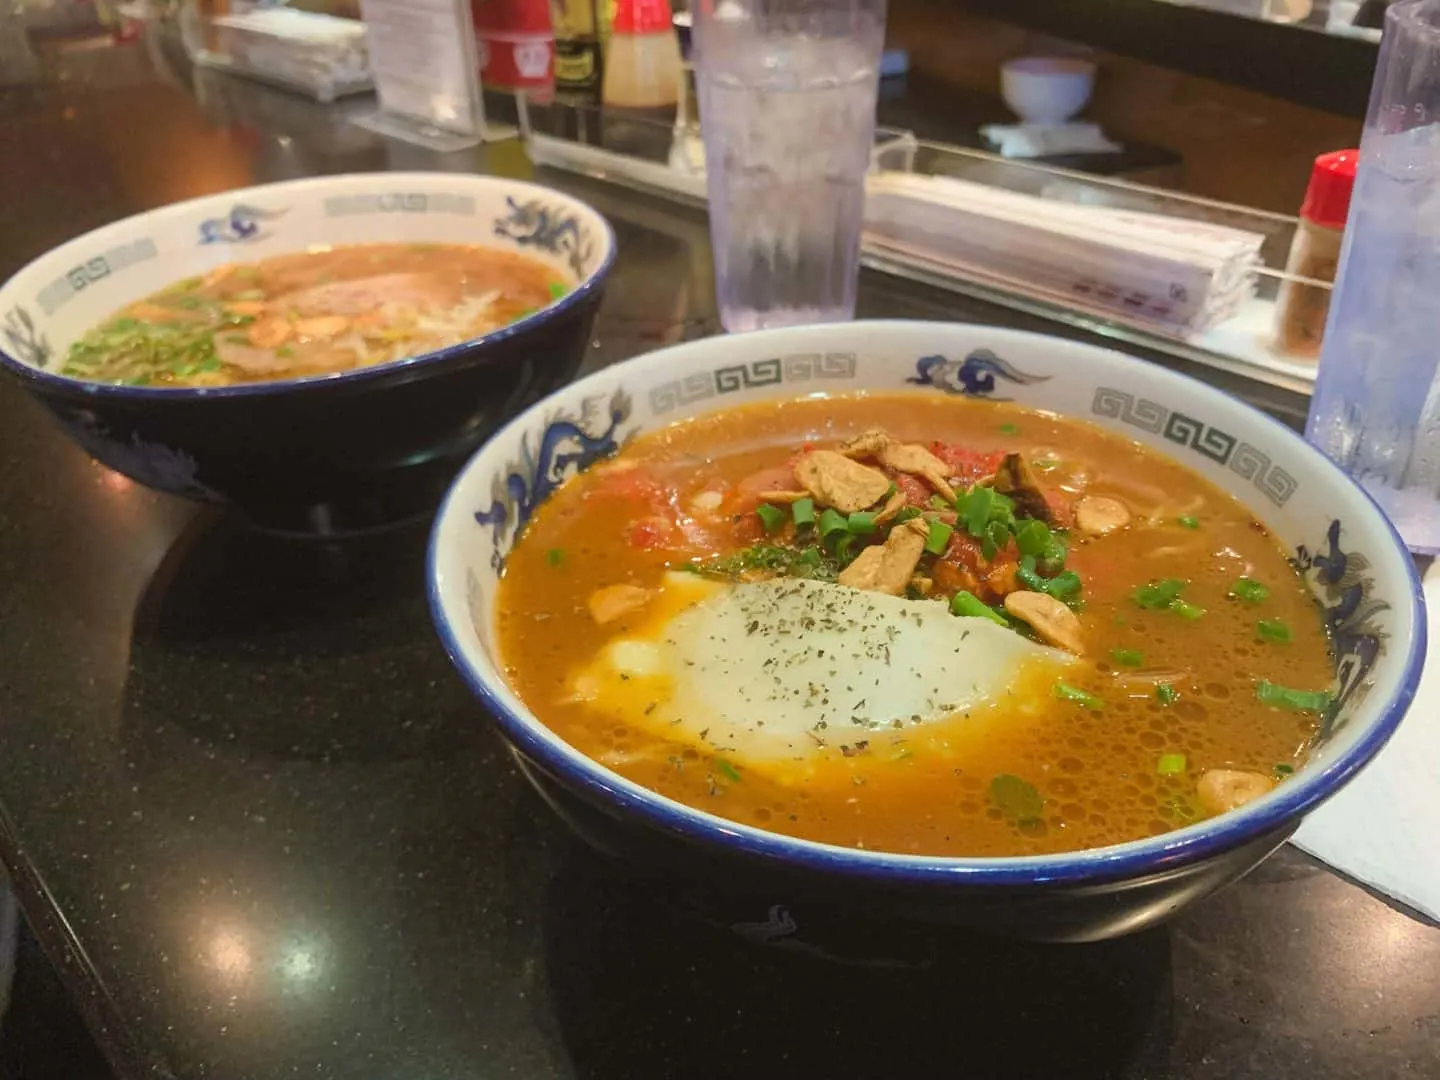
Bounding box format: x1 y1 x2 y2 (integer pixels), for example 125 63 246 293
0 173 614 535
428 321 1424 944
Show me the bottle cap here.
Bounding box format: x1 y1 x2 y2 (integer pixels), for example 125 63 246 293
1300 149 1359 230
612 0 674 34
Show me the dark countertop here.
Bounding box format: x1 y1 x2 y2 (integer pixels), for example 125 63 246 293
0 22 1436 1080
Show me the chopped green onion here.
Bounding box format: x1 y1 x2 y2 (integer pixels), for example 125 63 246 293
796 547 822 568
1042 570 1083 603
951 590 1007 625
1177 515 1200 529
548 281 568 300
1015 519 1053 558
1157 752 1188 776
892 507 922 524
755 503 786 533
989 773 1043 823
1156 683 1179 705
999 423 1020 435
1256 618 1293 644
847 510 877 536
930 494 953 511
791 497 815 529
1110 647 1144 667
714 757 741 783
963 485 994 537
1132 578 1187 609
818 508 848 544
1273 762 1295 777
546 548 565 567
275 345 294 359
1255 680 1333 714
925 519 954 556
1054 682 1104 710
1170 598 1206 621
1229 577 1270 605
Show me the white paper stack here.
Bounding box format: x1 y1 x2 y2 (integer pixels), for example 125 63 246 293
863 172 1267 338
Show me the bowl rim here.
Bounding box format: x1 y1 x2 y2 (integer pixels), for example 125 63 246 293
0 171 617 401
427 321 1426 886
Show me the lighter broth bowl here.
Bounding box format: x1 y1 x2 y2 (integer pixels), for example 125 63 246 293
430 322 1421 920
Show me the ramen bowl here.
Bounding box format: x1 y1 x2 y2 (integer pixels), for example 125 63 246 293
428 321 1423 944
0 172 614 535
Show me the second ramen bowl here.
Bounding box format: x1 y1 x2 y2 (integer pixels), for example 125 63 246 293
429 321 1423 945
0 172 614 536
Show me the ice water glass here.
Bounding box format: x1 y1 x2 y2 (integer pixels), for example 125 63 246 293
1307 0 1440 552
691 0 885 333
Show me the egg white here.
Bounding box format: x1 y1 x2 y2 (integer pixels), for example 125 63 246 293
568 573 1076 773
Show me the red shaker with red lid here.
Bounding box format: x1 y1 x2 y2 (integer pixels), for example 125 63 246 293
1276 149 1358 359
473 0 555 96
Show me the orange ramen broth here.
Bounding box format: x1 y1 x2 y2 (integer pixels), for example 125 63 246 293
497 394 1332 857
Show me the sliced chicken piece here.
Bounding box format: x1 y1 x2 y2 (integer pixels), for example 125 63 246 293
794 451 892 513
838 518 927 596
277 272 462 317
877 442 957 503
1003 591 1083 654
588 584 654 625
874 489 909 524
838 429 891 458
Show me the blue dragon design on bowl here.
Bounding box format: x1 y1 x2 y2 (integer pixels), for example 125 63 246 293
474 387 634 568
492 196 592 280
198 204 287 245
907 348 1050 399
2 306 52 369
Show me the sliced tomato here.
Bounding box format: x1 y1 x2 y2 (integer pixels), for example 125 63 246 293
592 465 665 504
930 443 1006 485
892 472 932 508
627 515 678 550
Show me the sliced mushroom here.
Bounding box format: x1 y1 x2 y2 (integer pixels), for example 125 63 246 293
1196 769 1275 816
588 584 653 625
1002 591 1084 654
1075 495 1131 536
990 453 1052 523
837 518 927 596
794 450 892 513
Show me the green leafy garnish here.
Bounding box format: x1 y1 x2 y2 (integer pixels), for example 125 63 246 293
1156 683 1179 705
1054 682 1104 710
962 485 994 537
989 773 1043 823
1157 753 1187 776
546 548 564 567
925 519 954 556
1110 647 1144 667
755 503 786 533
548 280 568 300
1256 618 1292 644
714 757 741 783
998 423 1020 436
1132 579 1187 609
690 543 837 582
950 590 1008 626
1273 762 1295 778
275 345 294 359
1255 680 1333 714
1177 515 1200 529
1014 519 1053 558
1170 599 1206 620
818 508 849 545
1230 577 1270 605
930 494 953 511
847 511 877 536
791 498 815 530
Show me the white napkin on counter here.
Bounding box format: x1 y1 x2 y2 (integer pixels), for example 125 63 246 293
1291 559 1440 922
979 122 1122 159
863 171 1265 337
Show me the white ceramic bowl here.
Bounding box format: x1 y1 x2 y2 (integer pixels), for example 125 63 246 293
1002 56 1097 125
428 321 1423 943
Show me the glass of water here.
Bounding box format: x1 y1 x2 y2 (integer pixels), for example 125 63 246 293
1307 0 1440 552
691 0 885 333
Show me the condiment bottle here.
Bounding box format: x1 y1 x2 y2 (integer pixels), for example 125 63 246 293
1275 149 1358 359
554 0 603 93
601 0 680 110
473 0 555 98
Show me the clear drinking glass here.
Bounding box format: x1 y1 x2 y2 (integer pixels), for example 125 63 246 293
691 0 885 333
1306 0 1440 552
